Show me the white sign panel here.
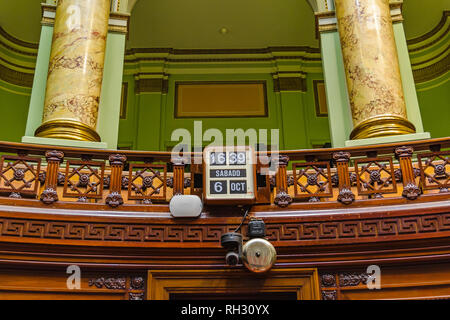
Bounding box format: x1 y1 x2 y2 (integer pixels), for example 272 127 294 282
203 146 256 204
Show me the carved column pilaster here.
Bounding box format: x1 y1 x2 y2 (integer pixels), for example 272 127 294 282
333 151 355 204
274 155 292 208
106 154 127 207
40 150 64 204
395 146 420 200
172 157 185 196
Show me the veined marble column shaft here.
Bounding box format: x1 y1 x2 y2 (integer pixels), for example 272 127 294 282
335 0 416 140
35 0 110 142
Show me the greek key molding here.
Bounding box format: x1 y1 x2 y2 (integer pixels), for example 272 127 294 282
0 212 449 246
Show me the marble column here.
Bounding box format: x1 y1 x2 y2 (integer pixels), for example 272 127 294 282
35 0 110 142
335 0 416 140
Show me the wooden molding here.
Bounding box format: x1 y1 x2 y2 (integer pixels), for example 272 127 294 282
147 268 320 300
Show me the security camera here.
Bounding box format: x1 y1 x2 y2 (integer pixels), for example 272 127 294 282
220 232 243 266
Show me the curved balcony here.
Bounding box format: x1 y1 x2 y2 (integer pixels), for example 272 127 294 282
0 138 449 300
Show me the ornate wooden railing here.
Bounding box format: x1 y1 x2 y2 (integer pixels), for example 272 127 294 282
0 138 448 210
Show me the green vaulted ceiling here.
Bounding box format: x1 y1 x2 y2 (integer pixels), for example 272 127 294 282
0 0 448 48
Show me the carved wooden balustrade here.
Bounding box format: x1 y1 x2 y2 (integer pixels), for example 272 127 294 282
0 138 448 210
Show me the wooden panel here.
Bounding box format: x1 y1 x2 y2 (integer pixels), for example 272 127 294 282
0 269 142 300
147 268 320 300
175 82 268 118
321 263 450 300
313 80 328 117
0 290 123 300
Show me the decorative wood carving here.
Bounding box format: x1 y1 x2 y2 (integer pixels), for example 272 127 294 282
0 211 449 246
88 275 146 300
396 146 421 200
339 272 369 287
147 268 320 300
129 292 145 300
40 150 64 204
321 290 337 300
89 277 126 290
292 162 333 202
106 154 126 208
321 274 337 287
128 164 167 204
355 157 397 197
274 155 292 207
418 151 450 193
63 160 105 201
0 155 41 198
333 152 355 205
171 157 185 196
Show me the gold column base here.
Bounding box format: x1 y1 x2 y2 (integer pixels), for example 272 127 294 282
35 120 101 142
350 115 416 140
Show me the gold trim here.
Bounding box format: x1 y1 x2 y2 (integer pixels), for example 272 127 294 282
350 115 416 140
35 120 101 142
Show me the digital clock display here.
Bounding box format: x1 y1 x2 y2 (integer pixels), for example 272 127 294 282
209 152 246 166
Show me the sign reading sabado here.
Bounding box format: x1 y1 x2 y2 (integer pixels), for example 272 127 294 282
203 146 256 204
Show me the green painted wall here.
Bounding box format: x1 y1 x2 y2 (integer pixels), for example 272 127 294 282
0 16 448 151
0 81 30 142
417 75 450 138
118 72 332 151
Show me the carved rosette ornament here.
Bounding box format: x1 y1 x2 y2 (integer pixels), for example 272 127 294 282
129 292 144 300
40 188 59 204
403 183 421 200
337 188 355 205
321 274 336 287
130 276 145 290
322 290 337 300
274 191 293 208
9 192 21 199
105 192 123 208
